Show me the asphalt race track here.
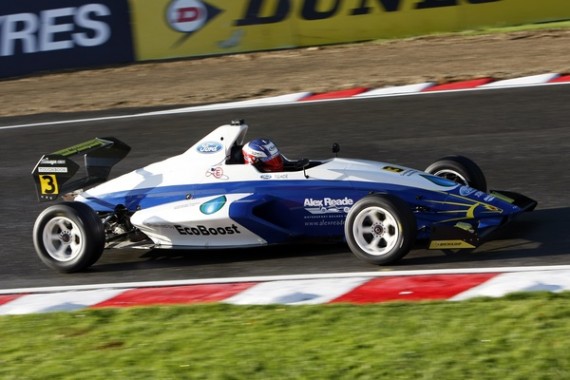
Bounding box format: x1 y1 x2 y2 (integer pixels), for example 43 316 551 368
1 85 569 290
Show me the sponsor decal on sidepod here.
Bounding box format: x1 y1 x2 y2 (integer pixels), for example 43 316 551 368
304 197 354 214
174 224 240 236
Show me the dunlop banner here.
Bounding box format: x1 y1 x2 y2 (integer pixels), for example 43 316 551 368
130 0 570 61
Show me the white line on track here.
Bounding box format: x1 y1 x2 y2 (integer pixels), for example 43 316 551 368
1 81 568 131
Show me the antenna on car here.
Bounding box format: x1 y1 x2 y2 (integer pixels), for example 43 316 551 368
332 143 340 157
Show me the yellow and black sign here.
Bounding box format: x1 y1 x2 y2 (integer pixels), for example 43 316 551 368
39 174 59 196
129 0 570 61
429 240 476 249
383 166 405 173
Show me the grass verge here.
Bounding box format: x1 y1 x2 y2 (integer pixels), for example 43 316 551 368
1 292 570 379
459 20 570 34
369 20 570 44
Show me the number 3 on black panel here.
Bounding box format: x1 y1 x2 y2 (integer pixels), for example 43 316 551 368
39 175 59 195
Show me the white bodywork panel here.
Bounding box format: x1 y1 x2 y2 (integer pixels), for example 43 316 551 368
76 122 460 248
130 193 266 248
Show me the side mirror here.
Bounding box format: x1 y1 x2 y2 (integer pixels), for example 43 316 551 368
332 143 340 156
295 158 310 170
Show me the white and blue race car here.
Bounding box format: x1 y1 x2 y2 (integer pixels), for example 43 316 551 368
32 120 536 272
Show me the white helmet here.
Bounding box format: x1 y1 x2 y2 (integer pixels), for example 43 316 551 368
242 138 284 172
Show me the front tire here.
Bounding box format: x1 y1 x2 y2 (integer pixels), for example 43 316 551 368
425 155 487 191
33 202 105 273
345 195 416 265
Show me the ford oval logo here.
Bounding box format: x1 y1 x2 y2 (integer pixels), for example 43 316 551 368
197 141 223 154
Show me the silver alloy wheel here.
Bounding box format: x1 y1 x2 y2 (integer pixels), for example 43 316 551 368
351 205 400 256
431 169 468 185
42 216 84 262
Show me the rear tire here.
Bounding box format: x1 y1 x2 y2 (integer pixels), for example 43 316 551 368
33 202 105 273
345 195 416 265
425 155 487 191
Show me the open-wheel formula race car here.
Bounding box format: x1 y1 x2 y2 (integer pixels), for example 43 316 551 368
31 119 537 273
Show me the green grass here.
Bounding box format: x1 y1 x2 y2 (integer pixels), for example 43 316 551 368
2 292 570 379
457 20 570 35
369 20 570 44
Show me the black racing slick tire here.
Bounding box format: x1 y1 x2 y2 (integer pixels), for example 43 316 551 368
425 155 487 192
33 202 105 273
345 195 416 265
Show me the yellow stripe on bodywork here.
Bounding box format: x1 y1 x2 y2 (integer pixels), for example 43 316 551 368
491 192 515 204
429 240 477 249
424 192 503 223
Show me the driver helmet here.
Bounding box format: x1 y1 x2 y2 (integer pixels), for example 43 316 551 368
242 138 284 172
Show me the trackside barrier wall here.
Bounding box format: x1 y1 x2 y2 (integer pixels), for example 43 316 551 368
130 0 570 61
0 0 134 78
1 0 570 78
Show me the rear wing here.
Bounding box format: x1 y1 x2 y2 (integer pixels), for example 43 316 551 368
31 137 130 202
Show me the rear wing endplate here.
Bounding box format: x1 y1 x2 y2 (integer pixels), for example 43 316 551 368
31 137 130 202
